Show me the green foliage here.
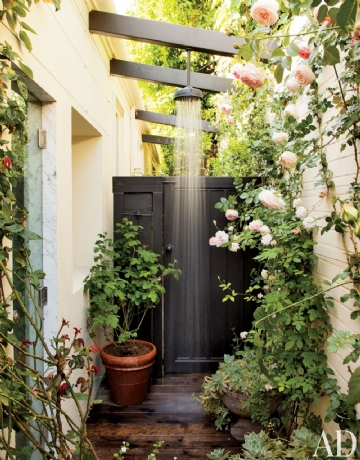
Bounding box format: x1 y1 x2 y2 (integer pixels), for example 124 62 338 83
84 218 181 344
208 428 335 460
196 348 279 429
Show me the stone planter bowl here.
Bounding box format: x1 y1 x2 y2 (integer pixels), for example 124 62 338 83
221 388 282 418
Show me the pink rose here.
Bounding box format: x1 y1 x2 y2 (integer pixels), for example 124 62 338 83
238 64 265 88
294 64 316 86
272 132 289 144
220 103 233 115
296 206 307 219
227 116 235 124
209 237 216 246
231 63 243 80
258 190 285 210
280 151 297 168
225 209 239 221
249 219 263 232
293 198 302 208
285 78 300 94
250 0 279 26
298 45 311 59
228 226 234 232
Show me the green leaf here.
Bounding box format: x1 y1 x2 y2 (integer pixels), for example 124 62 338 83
17 80 28 99
317 3 329 22
239 44 252 61
20 21 37 34
336 0 357 31
286 42 299 57
281 56 292 70
270 47 285 61
21 230 42 240
325 0 339 5
19 30 32 52
18 61 33 78
323 46 340 66
6 11 17 31
274 64 284 83
347 367 360 406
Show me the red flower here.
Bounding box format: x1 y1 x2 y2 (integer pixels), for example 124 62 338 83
61 334 70 340
62 318 69 326
90 364 99 375
73 327 81 336
21 339 34 348
89 344 100 353
74 338 85 348
2 156 12 171
59 382 71 396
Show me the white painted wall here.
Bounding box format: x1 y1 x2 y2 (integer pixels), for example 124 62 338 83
0 0 153 427
297 67 360 435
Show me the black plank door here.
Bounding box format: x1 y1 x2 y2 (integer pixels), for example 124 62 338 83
113 177 257 376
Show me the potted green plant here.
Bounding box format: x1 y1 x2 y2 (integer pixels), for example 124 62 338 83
197 348 282 436
84 218 180 406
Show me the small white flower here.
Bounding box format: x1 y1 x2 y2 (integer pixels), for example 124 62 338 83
272 132 289 144
240 331 248 339
261 234 273 245
303 216 316 229
213 220 217 225
121 447 127 453
265 384 273 391
228 225 234 232
258 293 264 299
259 225 270 236
284 103 297 119
230 242 240 252
270 239 277 246
264 285 269 290
261 269 269 279
296 206 307 219
249 219 263 232
293 198 302 208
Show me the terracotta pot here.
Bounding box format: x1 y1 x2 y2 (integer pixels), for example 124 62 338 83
100 340 156 406
221 388 282 418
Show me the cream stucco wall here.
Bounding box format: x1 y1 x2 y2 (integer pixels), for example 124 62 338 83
297 66 360 435
0 0 157 427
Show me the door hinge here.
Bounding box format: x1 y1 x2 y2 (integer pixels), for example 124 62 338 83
39 286 48 307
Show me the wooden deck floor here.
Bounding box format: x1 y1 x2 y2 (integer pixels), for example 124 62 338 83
87 373 242 460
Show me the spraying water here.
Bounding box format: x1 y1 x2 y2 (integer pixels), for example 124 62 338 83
170 95 208 364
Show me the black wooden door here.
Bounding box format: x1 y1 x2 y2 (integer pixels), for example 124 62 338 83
113 177 257 376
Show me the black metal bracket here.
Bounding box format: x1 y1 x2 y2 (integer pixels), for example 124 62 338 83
122 211 151 219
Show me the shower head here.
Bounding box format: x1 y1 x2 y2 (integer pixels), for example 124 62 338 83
174 86 203 101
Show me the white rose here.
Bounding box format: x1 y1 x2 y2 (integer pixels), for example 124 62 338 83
250 0 279 26
260 225 271 235
214 231 229 247
303 216 316 229
286 78 300 93
258 189 285 210
280 151 298 168
249 219 263 232
261 234 273 245
225 209 239 221
296 206 307 219
293 64 316 87
230 242 240 252
293 198 302 208
209 237 216 246
284 103 297 119
261 269 269 279
272 132 289 144
240 331 249 339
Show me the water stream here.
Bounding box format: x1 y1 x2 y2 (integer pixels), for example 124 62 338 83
172 96 207 361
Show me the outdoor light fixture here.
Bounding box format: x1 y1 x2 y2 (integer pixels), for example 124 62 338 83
174 49 203 101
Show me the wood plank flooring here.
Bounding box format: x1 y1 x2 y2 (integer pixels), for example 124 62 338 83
87 374 242 460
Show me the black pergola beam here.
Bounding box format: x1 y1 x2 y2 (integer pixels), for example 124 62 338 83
111 60 233 94
143 134 174 145
136 110 218 133
89 11 243 57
